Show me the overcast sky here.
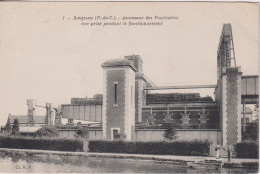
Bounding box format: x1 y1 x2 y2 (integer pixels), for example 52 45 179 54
0 2 258 125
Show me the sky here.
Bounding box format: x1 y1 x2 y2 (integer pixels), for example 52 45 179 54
0 2 258 126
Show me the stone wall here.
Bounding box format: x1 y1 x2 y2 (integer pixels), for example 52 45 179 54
135 129 221 143
105 69 126 140
59 129 102 140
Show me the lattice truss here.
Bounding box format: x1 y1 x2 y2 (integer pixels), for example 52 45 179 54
217 24 236 80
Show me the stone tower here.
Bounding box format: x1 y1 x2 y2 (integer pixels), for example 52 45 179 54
101 58 136 141
215 24 242 145
220 67 242 145
27 99 35 126
124 55 147 123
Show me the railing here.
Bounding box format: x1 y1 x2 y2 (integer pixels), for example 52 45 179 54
135 122 220 130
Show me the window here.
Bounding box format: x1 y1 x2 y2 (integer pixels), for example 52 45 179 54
113 82 118 107
113 129 119 139
111 128 120 140
68 119 73 124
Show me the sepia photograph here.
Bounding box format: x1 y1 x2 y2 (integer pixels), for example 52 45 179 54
0 1 259 173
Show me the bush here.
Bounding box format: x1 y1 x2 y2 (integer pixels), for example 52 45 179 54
0 136 83 152
242 123 259 142
162 123 178 141
74 126 89 139
234 142 258 159
34 126 60 138
89 140 210 156
114 133 126 141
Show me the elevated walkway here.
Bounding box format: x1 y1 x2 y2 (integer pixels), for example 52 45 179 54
241 75 259 104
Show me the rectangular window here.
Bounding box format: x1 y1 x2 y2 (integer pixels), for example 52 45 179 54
68 119 73 124
114 82 118 106
111 128 120 140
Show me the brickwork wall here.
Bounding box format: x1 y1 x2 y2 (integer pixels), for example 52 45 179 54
221 67 242 145
106 69 126 139
102 69 107 139
237 75 242 142
221 75 227 145
135 79 145 123
135 81 139 122
59 129 102 140
125 68 136 140
226 74 238 145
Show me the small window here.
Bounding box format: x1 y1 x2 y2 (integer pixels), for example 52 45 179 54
113 129 119 139
113 82 118 106
68 119 73 124
111 128 120 140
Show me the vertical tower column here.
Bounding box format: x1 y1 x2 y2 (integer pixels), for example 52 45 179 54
124 55 145 123
46 103 53 126
27 99 35 126
135 76 146 123
102 59 136 141
54 105 62 126
221 67 242 145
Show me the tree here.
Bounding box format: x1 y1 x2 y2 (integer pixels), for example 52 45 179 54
242 123 259 142
11 119 20 135
74 126 89 139
4 118 11 133
35 126 59 137
162 123 178 141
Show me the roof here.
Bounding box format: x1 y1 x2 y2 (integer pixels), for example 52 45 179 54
9 115 46 124
70 98 102 105
124 55 143 63
135 73 148 82
61 118 100 125
146 93 214 104
101 59 137 71
19 126 42 133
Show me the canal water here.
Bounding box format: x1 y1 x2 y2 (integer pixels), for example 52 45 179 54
0 151 258 173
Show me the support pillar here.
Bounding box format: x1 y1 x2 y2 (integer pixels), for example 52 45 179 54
54 105 62 126
221 67 242 145
46 103 53 126
27 99 35 126
125 55 145 123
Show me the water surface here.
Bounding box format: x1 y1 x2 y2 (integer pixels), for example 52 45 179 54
0 151 258 173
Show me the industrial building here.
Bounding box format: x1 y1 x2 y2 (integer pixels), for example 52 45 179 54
5 24 259 146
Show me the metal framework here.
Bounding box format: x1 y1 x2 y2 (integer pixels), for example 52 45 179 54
144 84 217 90
217 24 236 80
35 103 53 126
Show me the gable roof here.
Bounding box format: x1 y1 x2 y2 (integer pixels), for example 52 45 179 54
9 115 46 124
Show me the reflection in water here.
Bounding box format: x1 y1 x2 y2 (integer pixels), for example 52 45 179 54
0 151 258 173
